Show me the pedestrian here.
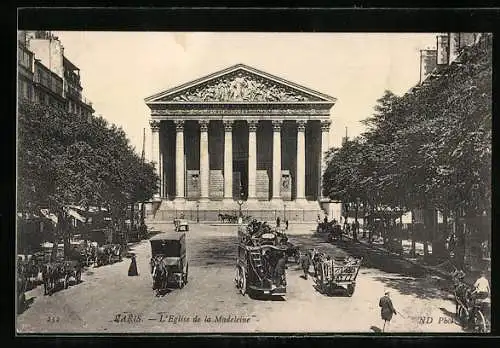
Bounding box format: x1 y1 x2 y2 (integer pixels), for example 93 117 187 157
379 291 397 332
317 215 321 224
285 220 289 230
128 255 138 276
274 252 287 286
300 251 311 279
323 215 328 225
276 216 281 228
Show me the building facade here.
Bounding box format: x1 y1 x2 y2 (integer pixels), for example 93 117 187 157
145 64 336 221
17 30 94 118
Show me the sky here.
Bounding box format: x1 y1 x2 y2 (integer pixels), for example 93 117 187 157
52 32 438 161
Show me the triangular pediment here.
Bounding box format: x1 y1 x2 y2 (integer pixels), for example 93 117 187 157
145 64 336 104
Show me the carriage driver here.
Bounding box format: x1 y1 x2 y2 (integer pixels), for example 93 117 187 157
472 271 490 302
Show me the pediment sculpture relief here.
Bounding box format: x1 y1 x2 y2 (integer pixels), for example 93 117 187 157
168 72 320 102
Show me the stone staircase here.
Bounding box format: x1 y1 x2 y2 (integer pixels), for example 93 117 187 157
209 170 224 200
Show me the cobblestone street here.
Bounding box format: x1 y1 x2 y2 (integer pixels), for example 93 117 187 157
17 224 464 333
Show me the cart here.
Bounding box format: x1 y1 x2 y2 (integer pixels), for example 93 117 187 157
313 253 362 296
150 232 188 295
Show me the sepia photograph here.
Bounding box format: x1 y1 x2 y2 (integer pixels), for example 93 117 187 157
16 29 491 334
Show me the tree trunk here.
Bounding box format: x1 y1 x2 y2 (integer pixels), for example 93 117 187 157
362 202 367 238
432 209 447 260
410 212 416 257
455 209 466 270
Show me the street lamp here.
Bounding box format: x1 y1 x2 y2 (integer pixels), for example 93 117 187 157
196 202 199 223
237 190 245 224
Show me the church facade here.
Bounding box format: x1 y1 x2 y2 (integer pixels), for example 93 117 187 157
145 64 336 221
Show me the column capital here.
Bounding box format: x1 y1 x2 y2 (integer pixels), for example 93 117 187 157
223 120 233 132
149 119 160 131
321 120 332 132
174 120 184 132
199 120 209 132
272 120 283 131
297 120 307 132
248 120 258 132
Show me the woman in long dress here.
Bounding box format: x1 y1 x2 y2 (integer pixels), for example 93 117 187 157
128 255 138 276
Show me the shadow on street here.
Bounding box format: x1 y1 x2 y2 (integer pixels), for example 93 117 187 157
193 235 238 267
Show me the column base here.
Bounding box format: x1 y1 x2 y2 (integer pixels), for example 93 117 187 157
294 198 308 206
270 198 283 207
174 197 186 204
222 198 235 205
198 197 210 203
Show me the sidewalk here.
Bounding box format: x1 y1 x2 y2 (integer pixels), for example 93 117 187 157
342 232 482 285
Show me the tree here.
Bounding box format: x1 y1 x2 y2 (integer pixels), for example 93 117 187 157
18 99 159 252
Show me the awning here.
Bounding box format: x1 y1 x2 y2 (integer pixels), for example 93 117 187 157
65 207 86 223
40 209 58 224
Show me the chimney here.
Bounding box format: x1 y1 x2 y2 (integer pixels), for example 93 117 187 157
419 49 437 83
436 34 449 65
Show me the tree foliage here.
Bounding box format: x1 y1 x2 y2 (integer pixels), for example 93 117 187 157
323 34 491 218
18 101 158 221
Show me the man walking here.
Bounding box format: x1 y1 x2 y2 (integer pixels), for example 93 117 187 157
276 216 281 228
300 251 311 279
379 291 397 332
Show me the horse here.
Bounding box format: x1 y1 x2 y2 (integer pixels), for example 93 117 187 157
95 245 113 266
451 269 473 315
151 256 168 296
41 263 64 295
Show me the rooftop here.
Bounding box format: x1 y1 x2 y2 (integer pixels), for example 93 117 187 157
150 232 185 241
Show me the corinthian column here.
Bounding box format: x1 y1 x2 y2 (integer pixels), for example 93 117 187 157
271 120 282 202
296 120 307 204
150 120 160 199
199 120 210 202
320 120 331 200
174 120 185 202
223 120 233 202
247 120 258 202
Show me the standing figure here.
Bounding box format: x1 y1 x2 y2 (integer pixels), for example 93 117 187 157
300 251 311 279
128 255 138 276
285 220 289 230
379 291 397 332
276 216 281 228
274 253 287 286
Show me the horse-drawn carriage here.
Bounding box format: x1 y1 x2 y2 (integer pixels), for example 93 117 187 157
150 232 188 295
451 270 491 333
95 244 123 267
317 221 343 241
235 221 288 297
311 251 362 296
41 258 83 295
173 218 189 232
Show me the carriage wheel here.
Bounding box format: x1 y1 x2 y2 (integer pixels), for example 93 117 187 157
76 270 82 284
178 277 184 289
471 310 487 333
346 284 355 297
184 263 189 284
63 275 69 289
457 304 469 326
108 255 112 265
234 267 239 287
238 267 247 296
